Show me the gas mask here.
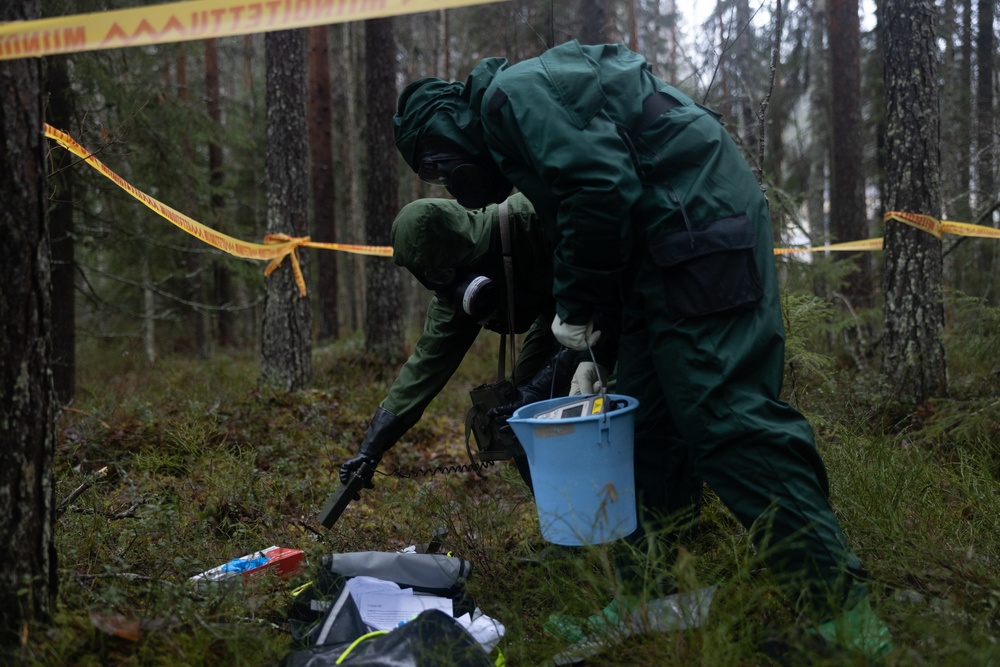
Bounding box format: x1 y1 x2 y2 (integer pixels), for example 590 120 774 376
418 268 500 322
417 148 513 210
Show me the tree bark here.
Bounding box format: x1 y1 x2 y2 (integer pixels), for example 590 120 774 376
309 25 339 343
807 0 830 255
975 0 996 296
44 56 76 405
940 0 974 294
205 38 239 349
0 0 58 646
177 43 211 359
829 0 872 306
363 17 403 362
261 29 312 390
881 0 947 404
735 0 757 155
338 22 364 333
579 0 610 44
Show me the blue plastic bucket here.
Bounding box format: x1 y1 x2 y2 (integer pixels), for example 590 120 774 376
508 394 639 546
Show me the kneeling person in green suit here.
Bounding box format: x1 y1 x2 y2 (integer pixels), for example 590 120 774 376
339 194 614 491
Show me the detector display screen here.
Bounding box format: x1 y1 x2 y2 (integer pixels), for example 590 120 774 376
534 396 604 420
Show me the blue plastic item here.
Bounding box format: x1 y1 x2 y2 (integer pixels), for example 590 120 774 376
221 555 269 573
508 394 639 546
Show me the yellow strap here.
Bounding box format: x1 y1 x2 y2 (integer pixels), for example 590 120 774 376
334 630 389 664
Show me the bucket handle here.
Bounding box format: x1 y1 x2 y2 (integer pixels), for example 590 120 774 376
586 344 611 422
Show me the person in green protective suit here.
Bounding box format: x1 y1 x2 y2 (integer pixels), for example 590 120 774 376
393 40 891 658
339 193 615 491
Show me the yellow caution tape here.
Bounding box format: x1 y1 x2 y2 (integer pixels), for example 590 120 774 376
44 123 392 297
773 238 884 255
1 0 504 60
774 212 1000 255
44 119 1000 279
884 211 942 239
940 221 1000 239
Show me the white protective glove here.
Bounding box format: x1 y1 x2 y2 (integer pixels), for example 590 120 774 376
570 362 608 396
551 315 601 351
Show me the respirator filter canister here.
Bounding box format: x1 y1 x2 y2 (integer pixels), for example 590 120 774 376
458 274 499 321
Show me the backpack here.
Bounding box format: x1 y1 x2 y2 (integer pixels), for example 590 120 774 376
281 551 503 667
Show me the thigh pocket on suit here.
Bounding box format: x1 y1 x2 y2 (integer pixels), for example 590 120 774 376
649 213 763 319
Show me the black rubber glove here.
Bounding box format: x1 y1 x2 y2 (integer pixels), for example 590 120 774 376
488 346 577 422
339 407 411 486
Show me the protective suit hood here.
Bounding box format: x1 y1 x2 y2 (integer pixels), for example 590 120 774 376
394 57 508 171
390 198 494 272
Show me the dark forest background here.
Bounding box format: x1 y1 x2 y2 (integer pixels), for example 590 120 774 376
3 0 1000 664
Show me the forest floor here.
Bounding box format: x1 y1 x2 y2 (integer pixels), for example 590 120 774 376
12 320 1000 666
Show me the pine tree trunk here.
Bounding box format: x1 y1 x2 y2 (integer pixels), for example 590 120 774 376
363 17 403 362
829 0 872 307
261 28 312 391
975 0 996 297
339 23 365 333
142 251 157 364
941 0 974 294
45 56 76 405
579 0 609 44
0 0 58 644
178 43 211 359
735 0 756 155
206 38 238 348
808 0 830 257
881 0 947 404
309 25 339 343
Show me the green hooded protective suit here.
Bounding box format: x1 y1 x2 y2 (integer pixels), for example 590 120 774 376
395 41 866 615
382 194 557 425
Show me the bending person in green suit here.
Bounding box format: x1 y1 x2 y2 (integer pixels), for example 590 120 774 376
392 40 891 657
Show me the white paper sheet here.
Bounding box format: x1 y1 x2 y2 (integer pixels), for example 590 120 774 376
346 575 407 599
359 593 454 631
454 612 506 653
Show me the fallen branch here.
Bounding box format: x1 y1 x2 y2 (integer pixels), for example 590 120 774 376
56 466 109 519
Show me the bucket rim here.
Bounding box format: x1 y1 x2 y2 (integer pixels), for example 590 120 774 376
508 393 639 425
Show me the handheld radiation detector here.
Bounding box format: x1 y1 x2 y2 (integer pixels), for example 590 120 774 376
534 395 605 420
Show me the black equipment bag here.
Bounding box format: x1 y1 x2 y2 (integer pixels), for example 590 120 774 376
281 552 492 667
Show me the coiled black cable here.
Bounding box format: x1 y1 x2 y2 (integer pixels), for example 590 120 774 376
386 459 497 479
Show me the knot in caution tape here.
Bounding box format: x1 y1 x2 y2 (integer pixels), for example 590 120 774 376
263 233 311 297
43 123 394 298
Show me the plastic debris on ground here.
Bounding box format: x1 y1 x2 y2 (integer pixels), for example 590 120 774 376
549 585 717 666
189 545 305 589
